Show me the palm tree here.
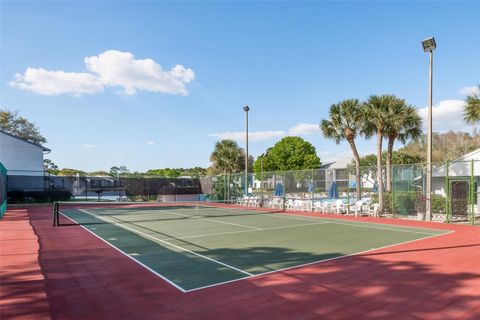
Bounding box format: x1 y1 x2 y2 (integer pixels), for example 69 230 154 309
464 85 480 123
210 139 243 200
210 139 243 173
384 100 422 191
363 95 396 211
321 99 365 201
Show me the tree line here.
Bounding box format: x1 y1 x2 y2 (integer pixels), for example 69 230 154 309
42 163 208 179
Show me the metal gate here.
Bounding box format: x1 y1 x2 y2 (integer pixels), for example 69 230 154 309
450 180 469 217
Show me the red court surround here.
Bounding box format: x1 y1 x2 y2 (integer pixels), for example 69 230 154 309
1 206 479 320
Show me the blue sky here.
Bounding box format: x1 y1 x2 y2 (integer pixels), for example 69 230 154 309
1 1 479 172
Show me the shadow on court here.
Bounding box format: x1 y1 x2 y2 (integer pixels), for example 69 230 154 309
3 206 478 319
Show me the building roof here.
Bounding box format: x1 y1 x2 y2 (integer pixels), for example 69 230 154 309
319 158 352 170
0 130 51 152
429 148 480 178
453 148 480 161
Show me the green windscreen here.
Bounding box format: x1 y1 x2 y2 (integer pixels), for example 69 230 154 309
0 162 7 217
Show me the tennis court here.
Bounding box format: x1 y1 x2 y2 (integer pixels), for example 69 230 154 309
56 202 450 292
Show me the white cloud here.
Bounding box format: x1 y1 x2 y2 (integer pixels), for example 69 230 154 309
208 123 320 142
318 150 332 156
82 144 96 148
288 123 320 135
9 50 195 96
146 141 155 145
208 122 322 143
418 99 474 132
458 86 480 96
10 68 103 96
208 130 286 142
85 50 194 95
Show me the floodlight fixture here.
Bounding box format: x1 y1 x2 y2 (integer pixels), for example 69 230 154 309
422 37 436 53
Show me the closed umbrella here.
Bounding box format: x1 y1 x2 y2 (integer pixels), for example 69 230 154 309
275 182 283 196
307 181 314 193
328 181 339 199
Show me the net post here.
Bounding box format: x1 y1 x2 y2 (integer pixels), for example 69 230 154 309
57 202 60 226
52 202 58 226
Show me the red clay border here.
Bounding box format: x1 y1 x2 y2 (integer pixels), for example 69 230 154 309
1 205 479 320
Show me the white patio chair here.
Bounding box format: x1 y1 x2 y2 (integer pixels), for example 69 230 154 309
319 202 330 213
286 199 295 211
330 200 344 214
353 200 364 217
252 197 259 208
273 197 284 210
367 203 380 218
302 200 312 212
293 199 302 211
300 200 310 212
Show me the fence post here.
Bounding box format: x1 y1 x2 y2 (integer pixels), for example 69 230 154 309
46 172 50 203
311 169 314 210
445 160 450 223
470 159 474 225
391 165 395 218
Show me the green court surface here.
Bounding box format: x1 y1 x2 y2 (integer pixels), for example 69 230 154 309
60 205 449 292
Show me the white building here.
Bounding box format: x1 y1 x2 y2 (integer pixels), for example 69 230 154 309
319 158 354 191
0 130 50 175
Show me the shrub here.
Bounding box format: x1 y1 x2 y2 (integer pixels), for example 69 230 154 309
431 194 446 214
372 191 446 215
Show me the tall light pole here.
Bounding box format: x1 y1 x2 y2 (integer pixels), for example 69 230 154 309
243 105 250 196
422 36 436 221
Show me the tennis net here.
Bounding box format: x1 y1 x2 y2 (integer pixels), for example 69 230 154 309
53 200 285 226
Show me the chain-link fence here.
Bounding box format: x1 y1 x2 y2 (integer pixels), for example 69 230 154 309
202 161 479 224
6 171 202 203
5 160 480 224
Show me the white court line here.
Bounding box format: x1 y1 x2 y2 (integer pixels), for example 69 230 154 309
115 204 441 236
78 209 253 276
63 208 454 293
269 212 448 235
64 207 452 293
163 210 263 231
191 206 450 235
317 220 441 236
277 212 452 232
185 229 454 292
59 211 188 293
157 221 331 241
112 206 444 237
